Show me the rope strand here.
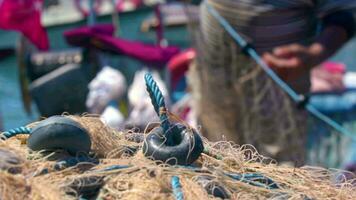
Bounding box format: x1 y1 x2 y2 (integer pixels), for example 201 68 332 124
144 73 170 134
171 176 184 200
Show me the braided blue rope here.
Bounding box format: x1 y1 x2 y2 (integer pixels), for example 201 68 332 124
206 3 356 142
144 73 170 134
225 173 279 189
171 176 184 200
2 126 32 139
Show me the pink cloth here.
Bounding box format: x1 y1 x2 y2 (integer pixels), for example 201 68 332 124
311 62 346 93
0 0 49 50
167 48 196 89
64 24 180 67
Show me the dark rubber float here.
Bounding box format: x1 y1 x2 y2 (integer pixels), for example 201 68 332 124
143 123 204 165
27 116 91 155
0 148 22 174
196 175 230 199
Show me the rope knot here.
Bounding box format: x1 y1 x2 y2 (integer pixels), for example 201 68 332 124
159 107 167 116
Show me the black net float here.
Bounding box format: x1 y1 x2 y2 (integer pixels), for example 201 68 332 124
27 116 91 155
0 148 22 174
143 123 204 165
196 175 230 199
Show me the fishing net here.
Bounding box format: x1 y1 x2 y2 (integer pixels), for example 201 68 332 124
186 0 356 168
0 115 356 200
187 0 311 165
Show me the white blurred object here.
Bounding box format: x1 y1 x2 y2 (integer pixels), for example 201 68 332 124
86 66 127 114
343 72 356 88
100 104 125 130
171 94 197 129
143 0 165 6
126 69 170 128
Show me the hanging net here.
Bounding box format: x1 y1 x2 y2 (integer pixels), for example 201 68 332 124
187 0 356 167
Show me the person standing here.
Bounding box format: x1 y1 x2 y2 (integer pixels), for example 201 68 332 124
189 0 355 165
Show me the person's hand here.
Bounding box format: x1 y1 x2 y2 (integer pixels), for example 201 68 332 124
262 25 350 81
262 43 324 81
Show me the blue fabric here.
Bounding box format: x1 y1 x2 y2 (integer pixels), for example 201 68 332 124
309 89 356 115
172 77 187 103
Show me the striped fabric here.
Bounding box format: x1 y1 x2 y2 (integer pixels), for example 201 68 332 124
204 0 355 52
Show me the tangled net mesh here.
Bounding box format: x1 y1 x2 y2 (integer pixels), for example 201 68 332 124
0 115 355 200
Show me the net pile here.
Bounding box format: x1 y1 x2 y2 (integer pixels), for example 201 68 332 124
1 115 355 200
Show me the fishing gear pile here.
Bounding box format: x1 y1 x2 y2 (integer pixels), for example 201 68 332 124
1 74 355 200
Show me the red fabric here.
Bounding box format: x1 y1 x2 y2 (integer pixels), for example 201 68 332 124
64 24 180 67
311 62 346 93
321 61 346 74
167 49 196 89
0 0 49 50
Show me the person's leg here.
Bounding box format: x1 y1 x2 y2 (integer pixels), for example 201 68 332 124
189 58 307 165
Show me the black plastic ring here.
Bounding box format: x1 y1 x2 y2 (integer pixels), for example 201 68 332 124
142 124 204 165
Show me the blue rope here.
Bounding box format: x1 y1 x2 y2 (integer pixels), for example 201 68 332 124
206 3 356 142
176 165 278 189
88 0 96 26
2 126 32 139
171 176 184 200
225 173 279 189
144 73 170 134
91 165 131 173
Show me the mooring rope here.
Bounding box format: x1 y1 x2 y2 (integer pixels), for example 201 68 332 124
144 73 171 135
205 3 356 142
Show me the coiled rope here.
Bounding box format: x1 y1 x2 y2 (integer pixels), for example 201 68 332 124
205 3 356 142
